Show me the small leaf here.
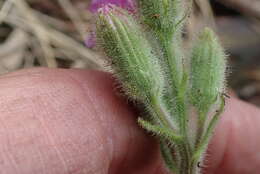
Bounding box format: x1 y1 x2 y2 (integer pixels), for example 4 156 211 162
138 117 182 144
192 95 225 165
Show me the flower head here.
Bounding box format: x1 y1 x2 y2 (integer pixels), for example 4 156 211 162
89 0 136 13
86 0 136 48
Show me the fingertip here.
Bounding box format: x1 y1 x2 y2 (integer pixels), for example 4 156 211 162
205 98 260 174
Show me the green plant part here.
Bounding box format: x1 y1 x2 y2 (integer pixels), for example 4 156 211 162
138 0 184 35
96 2 227 174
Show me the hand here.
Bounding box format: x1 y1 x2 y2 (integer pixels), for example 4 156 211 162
0 68 259 174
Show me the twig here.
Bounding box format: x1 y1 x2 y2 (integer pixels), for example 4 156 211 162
0 29 28 59
0 0 12 24
5 12 105 70
58 0 87 41
0 29 27 71
11 0 57 68
34 10 72 32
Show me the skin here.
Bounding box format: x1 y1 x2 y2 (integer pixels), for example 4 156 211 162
0 68 259 174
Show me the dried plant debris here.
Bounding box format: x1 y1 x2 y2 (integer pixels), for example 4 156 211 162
0 0 105 73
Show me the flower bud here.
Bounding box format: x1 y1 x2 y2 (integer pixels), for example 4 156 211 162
190 28 226 113
96 5 165 101
89 0 136 13
138 0 184 34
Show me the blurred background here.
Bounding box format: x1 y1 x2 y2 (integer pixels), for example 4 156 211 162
0 0 259 107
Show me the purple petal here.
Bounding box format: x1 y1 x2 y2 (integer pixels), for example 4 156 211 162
86 1 136 48
89 0 136 13
85 32 96 49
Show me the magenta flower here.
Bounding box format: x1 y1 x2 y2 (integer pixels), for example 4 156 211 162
85 31 96 49
85 0 136 48
89 0 136 13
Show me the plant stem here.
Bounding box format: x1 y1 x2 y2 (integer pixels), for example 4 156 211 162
159 34 182 91
158 33 199 174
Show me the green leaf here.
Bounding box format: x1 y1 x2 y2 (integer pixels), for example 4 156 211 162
138 117 182 144
192 95 225 165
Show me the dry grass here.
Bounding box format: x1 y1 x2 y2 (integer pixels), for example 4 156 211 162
0 0 105 74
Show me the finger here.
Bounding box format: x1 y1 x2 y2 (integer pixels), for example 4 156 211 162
205 98 260 174
1 68 260 174
0 68 166 174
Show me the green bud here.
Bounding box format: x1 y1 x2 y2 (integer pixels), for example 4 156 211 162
138 0 184 34
96 5 165 102
190 28 227 113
